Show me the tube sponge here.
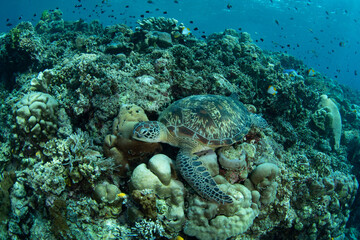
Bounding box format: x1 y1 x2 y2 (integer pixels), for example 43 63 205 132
318 95 342 150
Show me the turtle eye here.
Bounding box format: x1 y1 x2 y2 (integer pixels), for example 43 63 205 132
139 128 148 136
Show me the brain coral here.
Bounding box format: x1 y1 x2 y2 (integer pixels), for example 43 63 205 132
13 92 58 141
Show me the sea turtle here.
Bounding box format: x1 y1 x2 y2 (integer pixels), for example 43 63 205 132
132 95 266 204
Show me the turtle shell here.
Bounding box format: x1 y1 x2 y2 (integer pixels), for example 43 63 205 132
159 95 252 147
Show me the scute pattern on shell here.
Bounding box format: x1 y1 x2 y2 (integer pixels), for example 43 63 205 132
159 95 252 147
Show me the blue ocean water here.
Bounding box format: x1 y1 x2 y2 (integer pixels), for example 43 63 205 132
1 0 360 90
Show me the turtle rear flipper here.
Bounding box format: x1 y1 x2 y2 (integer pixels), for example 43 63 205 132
176 150 233 204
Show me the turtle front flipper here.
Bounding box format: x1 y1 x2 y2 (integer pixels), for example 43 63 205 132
176 150 233 204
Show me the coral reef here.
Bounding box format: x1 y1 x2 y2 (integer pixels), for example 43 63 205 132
36 9 65 34
0 12 358 240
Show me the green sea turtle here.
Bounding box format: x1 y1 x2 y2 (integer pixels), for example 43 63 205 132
132 95 266 204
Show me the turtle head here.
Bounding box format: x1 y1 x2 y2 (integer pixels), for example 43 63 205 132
132 121 167 143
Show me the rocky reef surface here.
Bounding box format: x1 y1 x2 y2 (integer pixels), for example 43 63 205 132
0 9 359 240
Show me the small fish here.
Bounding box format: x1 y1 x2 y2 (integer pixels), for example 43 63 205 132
173 27 191 38
307 68 316 76
227 4 232 9
267 85 277 95
181 27 191 35
117 193 127 198
283 69 297 74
